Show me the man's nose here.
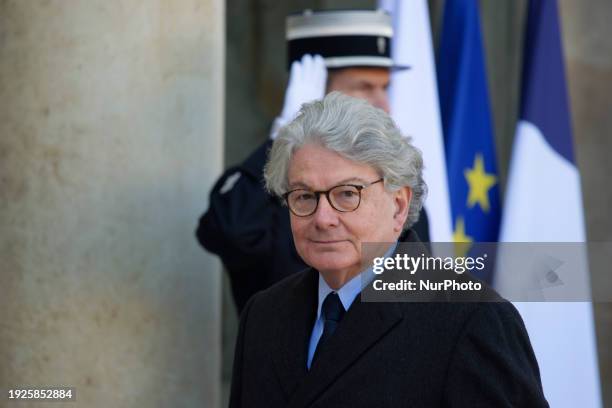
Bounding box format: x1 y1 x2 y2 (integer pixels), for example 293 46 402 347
372 88 391 114
312 194 340 228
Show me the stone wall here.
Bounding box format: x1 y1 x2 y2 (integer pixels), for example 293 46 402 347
0 1 224 406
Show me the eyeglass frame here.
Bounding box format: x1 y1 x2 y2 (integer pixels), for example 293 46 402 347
282 178 384 217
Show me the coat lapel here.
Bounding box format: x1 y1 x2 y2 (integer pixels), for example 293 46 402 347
287 296 404 408
272 268 319 399
272 231 437 406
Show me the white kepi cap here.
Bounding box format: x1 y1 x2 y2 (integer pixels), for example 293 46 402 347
286 9 408 70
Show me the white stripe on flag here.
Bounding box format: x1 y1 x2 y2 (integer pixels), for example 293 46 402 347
499 120 602 407
380 0 453 242
500 121 586 242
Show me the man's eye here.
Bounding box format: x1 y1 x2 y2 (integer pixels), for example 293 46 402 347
333 188 360 201
356 83 372 92
340 190 357 198
296 192 315 201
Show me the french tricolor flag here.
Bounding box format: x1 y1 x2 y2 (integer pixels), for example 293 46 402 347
497 0 602 406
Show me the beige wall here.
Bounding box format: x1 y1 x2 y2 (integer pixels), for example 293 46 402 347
0 1 223 407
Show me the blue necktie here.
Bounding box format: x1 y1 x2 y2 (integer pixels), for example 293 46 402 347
312 292 345 364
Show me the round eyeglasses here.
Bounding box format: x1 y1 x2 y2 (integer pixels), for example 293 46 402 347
282 179 383 217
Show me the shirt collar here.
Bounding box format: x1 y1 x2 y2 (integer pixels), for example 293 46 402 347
315 241 398 319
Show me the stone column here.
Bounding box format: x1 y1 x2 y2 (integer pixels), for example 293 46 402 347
0 1 223 407
559 0 612 406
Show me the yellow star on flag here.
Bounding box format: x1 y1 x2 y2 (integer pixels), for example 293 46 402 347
452 217 473 258
464 153 497 212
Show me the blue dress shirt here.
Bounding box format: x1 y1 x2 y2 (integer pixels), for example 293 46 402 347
306 242 397 369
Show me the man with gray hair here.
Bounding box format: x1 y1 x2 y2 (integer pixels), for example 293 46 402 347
229 93 548 407
196 9 431 313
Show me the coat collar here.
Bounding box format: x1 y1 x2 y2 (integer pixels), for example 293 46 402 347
270 267 404 408
271 230 423 406
287 295 403 408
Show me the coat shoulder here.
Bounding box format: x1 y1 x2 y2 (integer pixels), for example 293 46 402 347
245 267 317 316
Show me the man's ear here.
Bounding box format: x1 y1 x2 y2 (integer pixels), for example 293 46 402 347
393 187 412 232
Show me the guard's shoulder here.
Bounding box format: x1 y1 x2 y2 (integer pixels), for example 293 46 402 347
241 139 273 178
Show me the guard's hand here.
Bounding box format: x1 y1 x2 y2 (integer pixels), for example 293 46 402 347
270 54 327 139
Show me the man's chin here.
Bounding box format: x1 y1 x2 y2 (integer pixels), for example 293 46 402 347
305 253 358 273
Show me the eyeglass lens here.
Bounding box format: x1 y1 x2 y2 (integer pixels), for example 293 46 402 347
287 185 361 215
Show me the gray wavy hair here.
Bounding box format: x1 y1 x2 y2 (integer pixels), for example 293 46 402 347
264 91 427 229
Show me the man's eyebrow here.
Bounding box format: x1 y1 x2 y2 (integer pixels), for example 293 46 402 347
288 177 369 190
336 177 369 185
287 181 310 190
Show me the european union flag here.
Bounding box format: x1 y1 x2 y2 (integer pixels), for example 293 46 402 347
437 0 501 281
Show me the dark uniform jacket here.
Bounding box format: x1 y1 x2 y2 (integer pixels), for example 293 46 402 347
229 231 548 408
196 140 430 312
